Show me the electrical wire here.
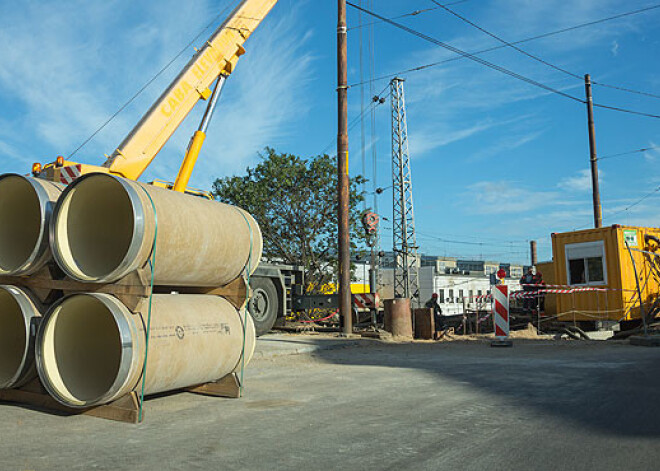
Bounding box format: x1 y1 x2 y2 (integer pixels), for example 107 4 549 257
430 1 660 100
607 185 660 219
320 82 390 156
347 2 584 101
348 3 660 88
67 0 239 159
348 0 471 31
598 145 660 161
346 2 660 120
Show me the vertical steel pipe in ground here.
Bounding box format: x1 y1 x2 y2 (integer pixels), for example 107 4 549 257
50 173 262 286
36 293 256 408
0 285 43 389
384 298 413 338
0 174 64 275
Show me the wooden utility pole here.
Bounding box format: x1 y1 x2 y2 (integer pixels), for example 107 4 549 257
337 0 352 334
584 74 603 228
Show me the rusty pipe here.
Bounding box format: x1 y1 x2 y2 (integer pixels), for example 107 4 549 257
0 174 64 275
0 285 43 389
50 173 262 285
36 293 255 408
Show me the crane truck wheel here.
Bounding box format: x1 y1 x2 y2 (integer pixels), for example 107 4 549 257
247 277 278 337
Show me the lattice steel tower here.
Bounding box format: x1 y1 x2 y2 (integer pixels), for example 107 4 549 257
390 77 420 303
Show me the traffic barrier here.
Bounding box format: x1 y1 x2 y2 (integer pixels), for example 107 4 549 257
492 285 510 342
352 292 380 309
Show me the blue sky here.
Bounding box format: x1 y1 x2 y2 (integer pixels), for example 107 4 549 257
0 0 659 264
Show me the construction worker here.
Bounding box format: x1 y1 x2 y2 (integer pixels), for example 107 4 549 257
520 268 535 312
425 293 444 338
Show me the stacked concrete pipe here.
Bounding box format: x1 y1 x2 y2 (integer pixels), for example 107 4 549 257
0 285 43 389
0 174 64 276
49 173 262 285
0 172 262 409
36 293 255 408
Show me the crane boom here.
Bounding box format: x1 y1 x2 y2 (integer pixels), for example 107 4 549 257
102 0 278 180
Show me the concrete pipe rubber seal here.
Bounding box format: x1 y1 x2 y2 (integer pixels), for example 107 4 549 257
0 285 43 389
0 174 64 276
36 292 256 408
50 173 262 285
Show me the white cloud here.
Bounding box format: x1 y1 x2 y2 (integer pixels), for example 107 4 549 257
466 180 559 214
611 40 620 56
644 142 660 162
0 0 315 190
558 169 603 192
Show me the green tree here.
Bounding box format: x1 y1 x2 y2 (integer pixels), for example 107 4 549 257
213 147 367 292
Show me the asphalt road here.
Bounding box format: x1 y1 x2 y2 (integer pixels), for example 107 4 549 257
2 337 660 470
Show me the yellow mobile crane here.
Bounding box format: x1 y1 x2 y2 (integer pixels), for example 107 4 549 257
28 0 309 336
33 0 278 192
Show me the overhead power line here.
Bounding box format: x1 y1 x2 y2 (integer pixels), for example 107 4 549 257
598 145 660 161
430 1 660 100
607 185 660 219
346 2 660 120
346 2 583 102
68 0 240 159
348 0 471 31
319 82 390 156
348 3 660 89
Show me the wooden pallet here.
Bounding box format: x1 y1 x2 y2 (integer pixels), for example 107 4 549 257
0 374 242 424
0 265 250 311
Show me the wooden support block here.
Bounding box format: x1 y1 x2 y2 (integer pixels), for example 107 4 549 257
82 392 140 424
180 277 250 310
187 373 241 398
0 379 141 424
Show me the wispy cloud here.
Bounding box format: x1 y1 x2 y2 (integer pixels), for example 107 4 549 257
0 0 315 190
558 169 602 192
465 180 560 214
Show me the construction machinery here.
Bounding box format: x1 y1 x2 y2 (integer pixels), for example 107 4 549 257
0 0 280 420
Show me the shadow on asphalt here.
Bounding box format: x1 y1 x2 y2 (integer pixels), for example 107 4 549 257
311 339 660 437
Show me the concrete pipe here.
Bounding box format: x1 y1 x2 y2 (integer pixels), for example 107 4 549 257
36 293 255 408
0 285 43 389
50 173 262 286
0 174 64 276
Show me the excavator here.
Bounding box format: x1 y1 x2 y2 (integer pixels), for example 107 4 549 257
32 0 278 195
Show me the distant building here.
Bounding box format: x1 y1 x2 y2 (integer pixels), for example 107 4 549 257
457 259 500 276
500 263 523 279
420 255 458 273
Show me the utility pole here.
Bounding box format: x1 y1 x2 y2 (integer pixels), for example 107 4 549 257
530 240 538 266
391 77 420 306
584 74 603 228
337 0 352 335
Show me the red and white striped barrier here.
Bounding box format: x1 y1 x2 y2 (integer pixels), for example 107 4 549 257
352 293 380 309
492 285 509 339
59 164 82 185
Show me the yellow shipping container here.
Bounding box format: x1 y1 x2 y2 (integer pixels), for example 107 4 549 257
535 260 556 317
546 225 660 323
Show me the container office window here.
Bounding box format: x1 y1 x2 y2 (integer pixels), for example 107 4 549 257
565 241 607 286
439 289 445 304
